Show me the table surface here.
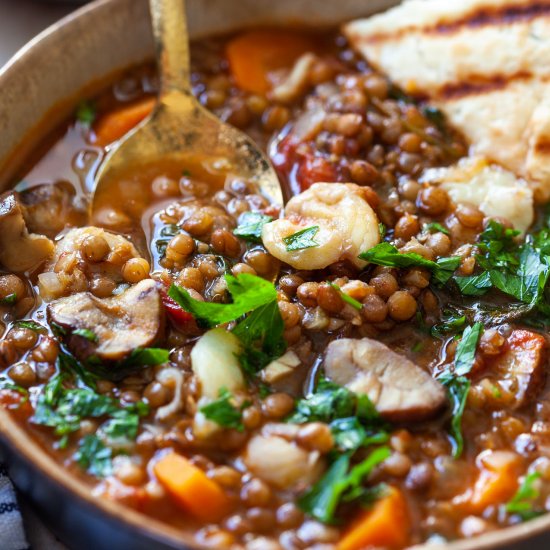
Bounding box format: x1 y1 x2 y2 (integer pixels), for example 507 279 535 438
1 5 77 547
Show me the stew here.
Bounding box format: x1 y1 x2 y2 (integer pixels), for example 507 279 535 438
1 27 549 550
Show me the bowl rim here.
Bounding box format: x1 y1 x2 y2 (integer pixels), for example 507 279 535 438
1 1 550 549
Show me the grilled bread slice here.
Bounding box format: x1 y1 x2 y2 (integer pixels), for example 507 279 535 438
344 0 550 201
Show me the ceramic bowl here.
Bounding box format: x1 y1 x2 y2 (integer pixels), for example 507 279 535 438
1 0 550 548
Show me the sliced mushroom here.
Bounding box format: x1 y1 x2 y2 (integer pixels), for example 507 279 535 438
47 278 163 361
20 181 86 238
324 337 446 422
0 192 54 272
481 330 546 410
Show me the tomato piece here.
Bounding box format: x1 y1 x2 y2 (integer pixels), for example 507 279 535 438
160 288 193 325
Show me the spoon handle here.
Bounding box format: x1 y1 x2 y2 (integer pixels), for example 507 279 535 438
149 0 192 96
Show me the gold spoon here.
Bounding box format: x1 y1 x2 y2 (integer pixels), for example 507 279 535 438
91 0 283 221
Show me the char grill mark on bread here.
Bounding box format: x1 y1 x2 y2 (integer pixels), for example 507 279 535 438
344 0 550 201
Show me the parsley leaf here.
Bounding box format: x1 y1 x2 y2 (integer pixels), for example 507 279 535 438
200 387 248 431
328 283 362 310
440 375 470 458
436 322 482 457
298 447 391 524
74 435 112 477
505 472 544 521
288 379 387 452
75 101 96 127
431 311 467 338
453 322 483 377
232 300 286 373
72 328 98 343
283 226 320 251
423 222 450 236
359 243 460 285
453 272 493 296
0 293 17 306
122 347 169 367
14 320 46 332
233 212 273 242
168 273 277 328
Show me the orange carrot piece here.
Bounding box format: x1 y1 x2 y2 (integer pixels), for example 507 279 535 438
226 29 316 94
338 487 411 550
470 451 522 512
154 452 231 521
93 96 156 146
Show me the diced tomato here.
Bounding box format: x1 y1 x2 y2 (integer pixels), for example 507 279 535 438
272 135 339 194
0 389 32 418
160 288 193 326
296 155 338 191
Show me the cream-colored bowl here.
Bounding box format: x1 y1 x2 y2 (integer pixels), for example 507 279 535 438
0 0 549 548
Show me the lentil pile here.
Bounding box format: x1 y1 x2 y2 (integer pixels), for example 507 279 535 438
1 27 550 550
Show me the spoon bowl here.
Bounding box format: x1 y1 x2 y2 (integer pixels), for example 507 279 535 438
91 0 283 224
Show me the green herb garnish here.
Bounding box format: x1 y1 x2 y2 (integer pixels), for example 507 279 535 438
169 273 277 328
200 387 249 431
72 329 98 343
74 435 112 477
437 322 483 457
0 293 17 306
283 226 320 251
14 320 46 333
298 447 390 524
359 242 461 285
75 100 96 127
423 222 450 236
232 300 286 373
505 473 544 521
328 283 362 310
233 212 273 243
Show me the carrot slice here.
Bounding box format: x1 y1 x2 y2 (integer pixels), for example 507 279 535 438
153 452 231 521
226 29 316 94
469 451 522 512
338 487 410 550
93 97 156 146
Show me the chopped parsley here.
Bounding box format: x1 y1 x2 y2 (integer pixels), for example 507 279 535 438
288 379 387 453
169 273 277 328
453 322 483 377
72 328 98 343
378 222 387 239
359 243 461 285
200 387 249 431
232 300 286 373
75 100 96 127
233 212 273 243
14 320 46 333
298 447 390 524
423 222 450 236
437 322 483 457
505 472 544 521
283 226 320 251
74 435 112 478
170 273 285 373
430 311 467 338
0 293 17 306
328 283 362 310
31 349 149 474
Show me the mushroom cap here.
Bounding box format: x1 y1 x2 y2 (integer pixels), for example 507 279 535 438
325 337 446 422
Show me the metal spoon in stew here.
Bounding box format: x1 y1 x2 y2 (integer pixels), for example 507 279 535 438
90 0 283 220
